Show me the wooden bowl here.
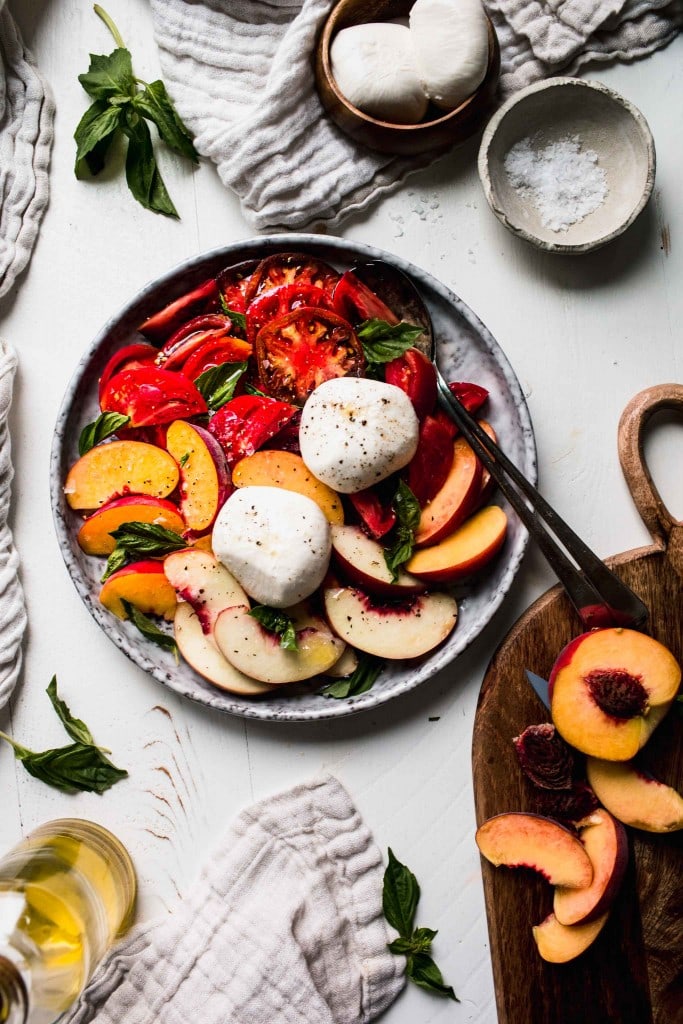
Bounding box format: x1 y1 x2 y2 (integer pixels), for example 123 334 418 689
315 0 500 156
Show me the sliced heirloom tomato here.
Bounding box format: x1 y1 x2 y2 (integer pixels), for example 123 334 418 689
98 343 157 403
216 259 259 317
138 278 219 342
101 366 207 427
208 394 298 466
348 488 396 539
332 270 399 326
255 306 365 405
246 284 334 343
155 315 248 372
434 381 489 440
245 253 339 302
407 414 454 507
384 348 437 421
181 336 253 381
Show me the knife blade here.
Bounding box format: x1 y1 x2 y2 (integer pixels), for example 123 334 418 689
524 669 551 710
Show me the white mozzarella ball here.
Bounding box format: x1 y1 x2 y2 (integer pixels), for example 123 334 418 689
330 23 429 124
212 487 331 609
299 377 419 494
410 0 489 111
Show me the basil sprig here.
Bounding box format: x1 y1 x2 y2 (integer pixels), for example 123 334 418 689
121 599 178 658
74 5 198 217
322 652 383 699
219 296 247 334
383 849 458 1001
384 481 421 580
194 360 248 411
357 319 423 365
101 522 186 582
0 677 128 794
249 606 298 651
79 411 130 455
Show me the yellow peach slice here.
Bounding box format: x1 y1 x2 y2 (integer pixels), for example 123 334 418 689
232 450 344 524
532 911 609 964
77 496 185 555
65 441 179 511
99 560 177 620
166 420 230 532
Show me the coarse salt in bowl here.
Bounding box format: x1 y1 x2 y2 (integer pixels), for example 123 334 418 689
477 78 656 254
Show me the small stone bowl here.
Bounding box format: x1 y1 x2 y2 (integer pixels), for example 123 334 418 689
315 0 500 156
478 78 656 254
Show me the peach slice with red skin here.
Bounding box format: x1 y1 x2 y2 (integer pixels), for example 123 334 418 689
330 524 426 598
232 450 344 525
77 496 185 555
166 420 231 532
532 911 609 964
64 440 179 511
174 602 274 696
99 560 177 620
553 809 628 925
549 628 681 761
586 757 683 833
164 548 249 635
414 436 483 546
406 505 508 584
475 812 593 888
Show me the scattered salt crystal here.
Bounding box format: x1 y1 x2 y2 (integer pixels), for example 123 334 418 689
504 135 608 232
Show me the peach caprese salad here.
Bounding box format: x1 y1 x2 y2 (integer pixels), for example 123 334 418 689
64 252 508 697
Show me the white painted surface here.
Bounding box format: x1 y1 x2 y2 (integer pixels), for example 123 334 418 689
1 2 681 1021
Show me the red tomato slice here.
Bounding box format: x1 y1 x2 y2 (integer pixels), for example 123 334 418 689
348 488 396 539
155 315 242 372
101 366 207 427
332 271 399 326
433 382 489 439
407 415 454 507
208 395 298 465
98 343 157 403
255 307 364 405
384 348 437 421
182 336 253 381
245 253 340 303
246 284 334 343
138 278 219 342
217 259 259 316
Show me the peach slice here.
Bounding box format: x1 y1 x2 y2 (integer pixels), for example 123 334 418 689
325 645 358 678
406 505 508 584
166 420 231 532
532 911 609 964
77 496 185 555
549 628 681 761
214 602 345 684
323 584 457 659
330 524 426 598
232 450 344 525
586 757 683 832
99 560 177 620
475 812 593 888
64 440 179 511
164 548 249 635
414 436 483 547
174 602 274 696
553 809 628 925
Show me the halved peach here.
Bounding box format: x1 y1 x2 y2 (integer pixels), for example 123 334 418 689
174 602 274 696
323 584 457 659
232 450 344 525
553 809 628 925
406 505 508 584
77 496 185 555
532 911 609 964
549 628 681 761
414 437 482 547
99 560 177 620
475 812 593 888
65 441 179 511
330 524 426 598
164 548 248 635
586 757 683 832
166 420 231 532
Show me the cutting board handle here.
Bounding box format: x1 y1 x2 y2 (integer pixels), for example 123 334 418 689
618 384 683 567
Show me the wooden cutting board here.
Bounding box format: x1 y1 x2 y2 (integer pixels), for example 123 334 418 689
472 384 683 1024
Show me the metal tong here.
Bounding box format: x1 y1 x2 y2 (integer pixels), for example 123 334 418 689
435 371 649 633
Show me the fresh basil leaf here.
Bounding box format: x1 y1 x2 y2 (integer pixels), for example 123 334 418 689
132 80 198 163
384 481 421 580
46 677 94 746
322 652 383 699
0 737 128 795
78 48 134 101
121 600 178 657
78 411 130 455
218 296 247 334
123 111 178 218
357 320 423 365
101 545 128 583
74 100 122 178
412 926 437 951
387 937 415 955
243 382 267 397
249 606 298 651
383 848 420 938
194 361 248 411
406 952 458 1001
109 522 186 558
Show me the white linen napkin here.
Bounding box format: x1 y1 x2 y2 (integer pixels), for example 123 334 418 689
0 340 25 711
0 2 54 301
149 0 681 232
61 775 406 1024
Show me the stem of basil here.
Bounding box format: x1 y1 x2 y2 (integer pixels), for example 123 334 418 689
94 4 126 49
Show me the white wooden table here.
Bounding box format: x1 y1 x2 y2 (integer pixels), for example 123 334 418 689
1 2 681 1020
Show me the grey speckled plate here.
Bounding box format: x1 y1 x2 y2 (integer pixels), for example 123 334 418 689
51 235 536 722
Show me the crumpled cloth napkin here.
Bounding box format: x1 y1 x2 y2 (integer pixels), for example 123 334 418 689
0 1 54 301
0 340 25 711
61 776 405 1024
149 0 681 232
